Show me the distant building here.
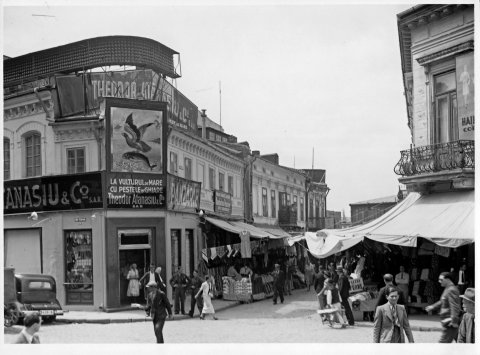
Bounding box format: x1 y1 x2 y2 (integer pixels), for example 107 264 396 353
350 195 398 226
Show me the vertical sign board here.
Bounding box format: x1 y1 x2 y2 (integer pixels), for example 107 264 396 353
105 98 167 208
456 52 474 140
214 190 232 215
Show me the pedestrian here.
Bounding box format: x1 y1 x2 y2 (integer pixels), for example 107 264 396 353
324 278 347 328
337 267 355 326
155 266 167 291
304 261 314 291
375 274 406 308
240 261 253 278
145 286 173 343
456 264 469 294
327 262 339 284
285 257 295 295
13 312 41 344
373 286 414 343
425 271 461 343
139 264 162 308
126 263 140 303
314 267 326 309
457 288 475 343
394 265 410 302
188 270 204 318
169 266 190 315
195 275 218 320
272 263 285 305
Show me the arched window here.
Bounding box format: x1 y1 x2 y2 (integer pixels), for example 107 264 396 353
4 137 10 180
24 132 42 177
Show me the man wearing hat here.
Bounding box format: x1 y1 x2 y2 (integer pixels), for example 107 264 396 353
337 267 355 326
458 288 475 343
272 263 285 305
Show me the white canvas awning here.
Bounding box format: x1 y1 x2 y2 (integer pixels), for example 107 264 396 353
288 190 474 258
205 217 277 239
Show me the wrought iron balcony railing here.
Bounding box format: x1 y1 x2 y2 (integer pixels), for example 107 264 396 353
394 140 475 177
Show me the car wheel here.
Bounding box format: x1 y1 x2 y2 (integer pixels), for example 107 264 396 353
4 305 20 327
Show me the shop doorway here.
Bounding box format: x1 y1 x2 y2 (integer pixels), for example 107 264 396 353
118 228 153 306
119 249 150 305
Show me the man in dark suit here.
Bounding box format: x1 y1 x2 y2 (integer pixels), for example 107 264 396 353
146 287 173 343
375 274 406 309
169 266 190 315
425 271 461 343
273 263 285 304
373 286 414 343
337 267 355 326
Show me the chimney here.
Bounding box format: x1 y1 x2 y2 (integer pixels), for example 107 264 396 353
201 109 207 139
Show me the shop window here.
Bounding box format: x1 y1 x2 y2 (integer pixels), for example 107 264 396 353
279 192 287 208
171 229 181 271
24 131 41 177
67 147 85 174
228 175 234 195
185 229 194 276
4 137 10 180
262 187 268 216
65 230 93 305
300 197 304 221
433 71 458 143
209 167 216 190
219 172 225 191
271 190 276 218
184 157 192 180
170 152 178 174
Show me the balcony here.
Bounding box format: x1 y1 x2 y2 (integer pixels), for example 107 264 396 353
394 140 474 176
278 206 297 226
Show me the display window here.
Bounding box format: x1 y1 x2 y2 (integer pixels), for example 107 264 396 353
64 230 93 304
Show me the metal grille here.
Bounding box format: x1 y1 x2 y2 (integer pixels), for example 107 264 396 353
4 36 179 86
394 140 475 176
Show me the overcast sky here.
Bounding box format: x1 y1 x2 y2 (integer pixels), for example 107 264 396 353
3 1 416 216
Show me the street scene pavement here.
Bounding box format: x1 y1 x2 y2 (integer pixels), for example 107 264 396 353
4 289 441 344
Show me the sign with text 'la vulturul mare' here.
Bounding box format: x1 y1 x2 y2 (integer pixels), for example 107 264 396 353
107 172 165 209
4 172 103 214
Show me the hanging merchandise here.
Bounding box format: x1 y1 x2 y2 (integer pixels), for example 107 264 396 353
434 245 450 258
239 231 252 258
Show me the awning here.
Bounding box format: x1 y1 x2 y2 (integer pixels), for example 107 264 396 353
229 221 276 239
288 190 474 258
205 217 275 239
252 224 291 239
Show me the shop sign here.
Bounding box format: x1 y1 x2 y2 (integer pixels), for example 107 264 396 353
456 53 474 139
214 190 232 215
89 69 198 132
4 172 103 214
167 174 201 212
107 172 165 209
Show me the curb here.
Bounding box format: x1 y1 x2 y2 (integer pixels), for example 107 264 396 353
55 301 242 325
345 321 442 332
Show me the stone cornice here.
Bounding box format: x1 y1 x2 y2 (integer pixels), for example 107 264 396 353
417 40 474 66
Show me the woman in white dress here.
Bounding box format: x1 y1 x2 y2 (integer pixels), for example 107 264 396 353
126 263 140 302
195 275 217 320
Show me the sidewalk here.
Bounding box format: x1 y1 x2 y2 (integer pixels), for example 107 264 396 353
56 298 241 324
55 292 442 332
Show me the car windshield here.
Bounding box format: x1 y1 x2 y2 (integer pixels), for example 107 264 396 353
28 281 53 289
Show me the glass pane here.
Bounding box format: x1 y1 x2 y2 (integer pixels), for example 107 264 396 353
436 96 449 143
451 95 458 141
435 72 456 94
65 230 93 292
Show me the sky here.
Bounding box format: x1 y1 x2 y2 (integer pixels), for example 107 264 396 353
2 0 418 216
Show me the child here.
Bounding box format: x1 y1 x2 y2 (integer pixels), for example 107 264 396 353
325 278 346 328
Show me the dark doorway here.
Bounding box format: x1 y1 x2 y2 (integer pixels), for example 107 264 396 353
119 249 151 305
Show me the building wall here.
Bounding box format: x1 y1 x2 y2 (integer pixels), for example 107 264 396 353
350 202 397 226
409 7 474 147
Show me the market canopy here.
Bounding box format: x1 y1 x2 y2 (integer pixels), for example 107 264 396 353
252 224 291 239
288 190 474 258
205 217 277 239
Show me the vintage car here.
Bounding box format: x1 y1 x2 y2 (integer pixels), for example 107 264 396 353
9 272 64 322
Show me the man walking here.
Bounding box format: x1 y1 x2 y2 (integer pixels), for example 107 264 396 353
376 274 406 308
146 287 173 343
188 270 204 318
273 263 285 305
425 272 461 343
169 266 190 315
337 267 355 326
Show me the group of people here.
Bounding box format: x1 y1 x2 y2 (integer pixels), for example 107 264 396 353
124 263 219 343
